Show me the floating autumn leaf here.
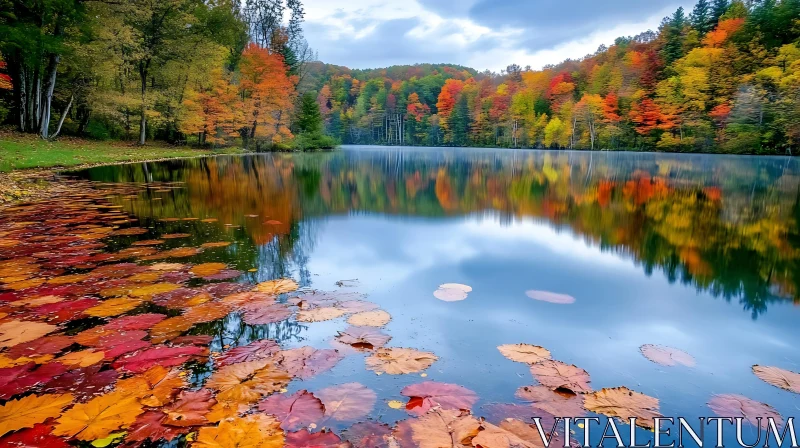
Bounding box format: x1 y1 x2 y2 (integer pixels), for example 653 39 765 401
343 421 393 448
336 326 391 350
254 278 299 295
140 247 202 261
280 347 343 379
0 393 74 436
366 348 438 375
0 320 57 348
0 362 68 399
708 394 782 429
112 346 207 374
162 233 191 239
497 344 552 365
85 297 142 317
584 387 661 429
220 291 276 307
111 228 148 236
242 302 293 325
54 391 144 441
401 381 478 416
56 349 105 368
149 316 195 343
43 365 118 402
106 313 167 331
205 359 291 404
752 365 800 394
115 365 185 407
126 411 186 444
131 240 165 246
316 383 377 421
129 283 182 298
516 385 586 417
297 307 348 323
215 340 281 367
407 408 481 448
163 389 216 427
286 429 349 448
47 273 90 285
529 361 591 394
148 263 186 272
194 414 284 448
0 423 70 448
191 263 228 277
6 334 73 358
206 401 251 423
336 300 380 313
433 283 472 302
347 310 391 327
257 390 324 430
525 290 576 304
201 242 231 249
640 345 696 367
471 419 540 448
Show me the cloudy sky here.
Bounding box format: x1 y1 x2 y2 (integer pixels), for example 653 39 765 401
302 0 694 72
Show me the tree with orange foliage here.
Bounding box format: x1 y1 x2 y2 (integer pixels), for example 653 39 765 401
436 79 465 143
239 43 298 149
629 98 663 136
181 69 240 145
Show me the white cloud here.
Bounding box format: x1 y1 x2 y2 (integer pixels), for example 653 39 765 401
301 0 695 71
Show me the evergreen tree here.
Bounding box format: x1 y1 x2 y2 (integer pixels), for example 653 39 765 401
662 7 687 65
712 0 730 24
296 92 322 134
691 0 713 34
451 95 470 146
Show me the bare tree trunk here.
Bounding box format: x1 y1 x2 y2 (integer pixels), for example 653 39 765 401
39 53 61 139
138 62 149 145
51 94 74 139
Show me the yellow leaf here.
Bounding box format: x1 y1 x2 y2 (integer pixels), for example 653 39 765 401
194 414 284 448
388 400 404 409
57 350 105 368
54 391 144 441
85 298 142 317
0 393 74 436
91 431 127 447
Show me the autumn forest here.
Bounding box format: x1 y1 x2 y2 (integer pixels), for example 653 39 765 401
1 0 800 154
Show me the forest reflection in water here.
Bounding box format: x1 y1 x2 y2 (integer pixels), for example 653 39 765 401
77 146 800 318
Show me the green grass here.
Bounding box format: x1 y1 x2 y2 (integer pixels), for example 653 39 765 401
0 134 246 172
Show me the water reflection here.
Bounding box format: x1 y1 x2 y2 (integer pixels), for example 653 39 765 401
77 147 800 318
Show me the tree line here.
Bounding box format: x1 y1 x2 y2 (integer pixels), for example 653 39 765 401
311 0 800 154
0 0 333 150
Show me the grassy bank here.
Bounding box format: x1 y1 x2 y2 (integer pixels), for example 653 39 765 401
0 133 245 172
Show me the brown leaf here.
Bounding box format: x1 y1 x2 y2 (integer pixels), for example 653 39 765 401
190 263 228 277
752 365 800 394
254 278 299 295
163 389 216 427
316 382 377 422
347 310 391 327
280 347 343 379
126 411 186 443
497 344 552 365
529 361 591 394
205 359 291 404
584 387 661 429
257 390 324 430
640 345 695 367
296 307 348 323
366 348 438 375
194 414 284 448
407 408 481 448
515 385 585 417
471 420 540 448
336 326 391 350
401 381 478 416
0 320 57 348
708 394 782 429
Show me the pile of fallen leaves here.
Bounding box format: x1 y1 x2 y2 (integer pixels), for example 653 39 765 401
0 184 796 448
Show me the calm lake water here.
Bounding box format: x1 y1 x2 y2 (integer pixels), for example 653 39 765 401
72 146 800 446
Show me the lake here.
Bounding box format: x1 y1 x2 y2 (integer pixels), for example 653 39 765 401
1 146 799 447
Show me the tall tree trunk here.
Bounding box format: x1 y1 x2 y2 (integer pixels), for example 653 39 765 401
138 62 149 145
39 53 61 139
51 94 74 139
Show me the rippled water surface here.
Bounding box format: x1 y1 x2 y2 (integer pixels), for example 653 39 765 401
2 146 799 447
